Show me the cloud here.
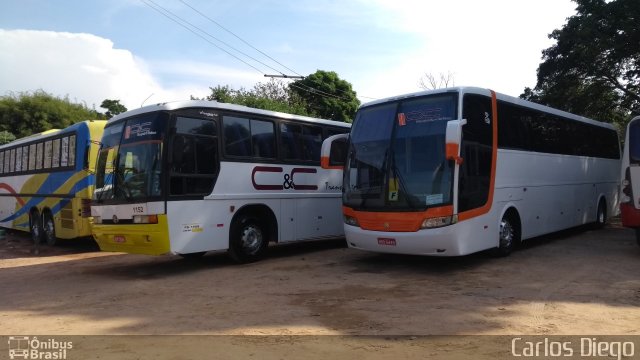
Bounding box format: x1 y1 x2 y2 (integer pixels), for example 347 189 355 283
323 0 577 101
0 29 260 110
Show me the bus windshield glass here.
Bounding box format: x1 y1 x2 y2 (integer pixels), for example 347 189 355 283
344 94 457 211
95 112 167 202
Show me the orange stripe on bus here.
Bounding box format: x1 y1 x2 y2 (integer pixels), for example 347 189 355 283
344 205 453 232
458 90 498 222
321 156 344 170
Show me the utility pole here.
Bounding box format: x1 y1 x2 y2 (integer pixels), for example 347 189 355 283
264 74 304 79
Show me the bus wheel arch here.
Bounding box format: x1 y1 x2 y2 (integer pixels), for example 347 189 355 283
493 207 521 257
41 208 57 246
29 208 43 245
228 204 277 263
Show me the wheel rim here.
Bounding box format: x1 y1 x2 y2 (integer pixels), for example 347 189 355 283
240 224 263 255
499 219 514 249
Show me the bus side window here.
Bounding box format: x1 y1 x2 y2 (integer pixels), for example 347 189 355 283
224 117 251 157
280 123 302 160
301 125 322 161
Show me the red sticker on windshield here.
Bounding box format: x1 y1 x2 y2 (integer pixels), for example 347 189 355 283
398 113 406 126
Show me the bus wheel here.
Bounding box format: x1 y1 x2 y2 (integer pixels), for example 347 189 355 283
493 214 518 257
594 199 607 229
228 216 267 263
43 211 57 246
29 210 43 245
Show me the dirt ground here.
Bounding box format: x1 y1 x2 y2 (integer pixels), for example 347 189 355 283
1 221 639 358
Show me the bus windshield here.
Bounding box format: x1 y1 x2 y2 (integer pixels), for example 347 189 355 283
95 113 167 202
344 94 457 211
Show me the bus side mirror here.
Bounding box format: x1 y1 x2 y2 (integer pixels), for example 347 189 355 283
445 119 466 165
321 133 349 169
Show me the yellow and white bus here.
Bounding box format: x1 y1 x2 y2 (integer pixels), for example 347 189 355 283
322 87 620 256
620 115 640 246
91 100 350 262
0 120 106 245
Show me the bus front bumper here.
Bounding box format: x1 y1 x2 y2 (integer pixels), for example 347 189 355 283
92 215 171 255
344 224 464 256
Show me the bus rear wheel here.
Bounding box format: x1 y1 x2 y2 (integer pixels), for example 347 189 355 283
43 211 57 246
29 210 43 245
228 216 268 263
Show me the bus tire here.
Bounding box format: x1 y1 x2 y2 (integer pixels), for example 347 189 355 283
29 209 43 245
43 211 57 246
228 216 268 263
493 212 519 257
594 198 607 229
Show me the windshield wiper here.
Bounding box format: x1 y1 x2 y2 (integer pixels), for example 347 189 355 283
389 147 421 210
112 159 134 202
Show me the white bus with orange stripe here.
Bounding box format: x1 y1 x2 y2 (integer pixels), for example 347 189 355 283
620 115 640 246
322 87 620 256
90 101 350 262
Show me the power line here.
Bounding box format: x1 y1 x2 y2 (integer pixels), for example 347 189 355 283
180 0 303 78
143 0 286 76
141 0 377 102
173 1 378 101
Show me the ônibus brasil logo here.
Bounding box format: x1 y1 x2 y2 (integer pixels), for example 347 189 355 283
7 336 73 360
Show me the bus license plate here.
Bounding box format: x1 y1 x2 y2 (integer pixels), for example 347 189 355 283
378 238 396 246
113 235 126 243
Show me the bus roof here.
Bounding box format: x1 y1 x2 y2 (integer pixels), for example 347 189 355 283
106 100 352 128
359 86 616 130
0 120 107 149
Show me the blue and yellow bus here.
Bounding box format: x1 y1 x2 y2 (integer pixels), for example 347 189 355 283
0 120 106 245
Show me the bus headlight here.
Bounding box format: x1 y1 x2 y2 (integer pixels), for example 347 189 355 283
421 215 457 229
344 214 360 227
133 215 159 224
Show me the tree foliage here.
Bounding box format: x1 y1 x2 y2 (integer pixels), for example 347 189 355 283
0 131 16 145
522 0 640 127
289 70 360 122
100 99 128 119
0 90 106 138
196 79 311 116
197 73 360 123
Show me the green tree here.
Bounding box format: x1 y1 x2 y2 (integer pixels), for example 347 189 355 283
522 0 640 127
100 99 128 119
196 79 311 116
0 90 105 138
0 131 16 145
289 70 360 122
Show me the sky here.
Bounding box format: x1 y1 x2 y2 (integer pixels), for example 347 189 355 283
0 0 578 112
